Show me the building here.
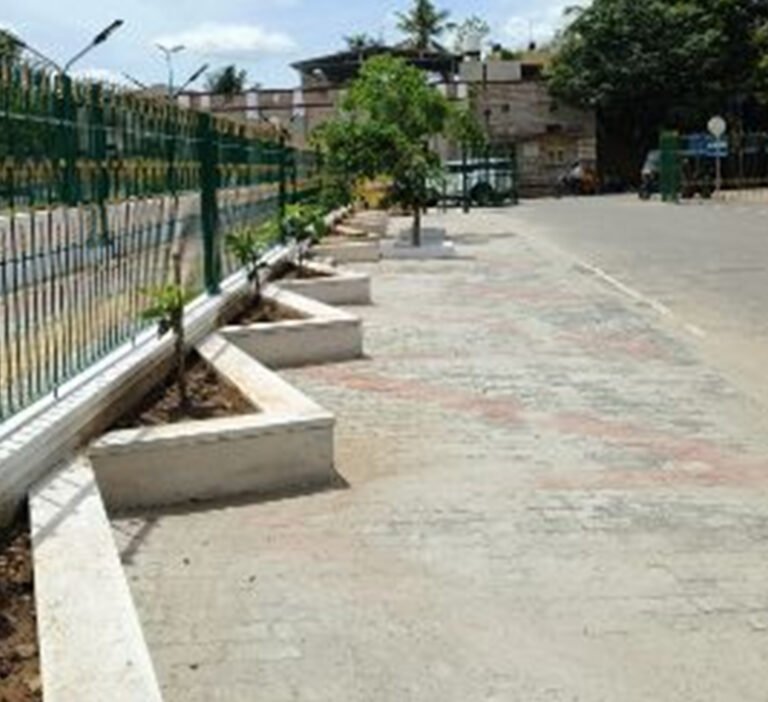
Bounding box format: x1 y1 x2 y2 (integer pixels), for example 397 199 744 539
177 43 595 196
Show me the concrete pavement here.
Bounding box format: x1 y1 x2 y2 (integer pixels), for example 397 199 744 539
113 208 768 701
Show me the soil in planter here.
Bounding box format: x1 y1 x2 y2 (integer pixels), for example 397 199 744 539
278 262 333 281
113 353 255 428
0 517 42 702
232 298 306 325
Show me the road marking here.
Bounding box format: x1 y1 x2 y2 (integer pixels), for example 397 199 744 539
575 260 708 339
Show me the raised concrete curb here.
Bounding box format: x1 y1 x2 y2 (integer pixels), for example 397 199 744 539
0 245 296 528
89 333 335 512
382 225 457 259
312 238 381 263
220 286 364 369
29 456 163 702
275 261 372 306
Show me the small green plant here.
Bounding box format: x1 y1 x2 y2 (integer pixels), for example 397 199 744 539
283 204 329 273
142 255 192 412
225 223 276 302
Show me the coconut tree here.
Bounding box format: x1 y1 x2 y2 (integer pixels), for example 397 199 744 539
396 0 450 51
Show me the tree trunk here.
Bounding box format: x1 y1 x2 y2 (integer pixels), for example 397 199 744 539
176 321 189 413
412 207 421 247
172 252 189 413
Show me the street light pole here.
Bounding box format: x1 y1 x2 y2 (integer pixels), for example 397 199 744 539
156 43 185 98
7 20 123 75
63 20 124 73
174 63 209 98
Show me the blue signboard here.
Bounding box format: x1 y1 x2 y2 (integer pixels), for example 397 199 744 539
682 133 729 158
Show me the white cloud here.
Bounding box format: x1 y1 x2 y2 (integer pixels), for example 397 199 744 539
71 67 131 85
503 1 588 48
155 23 296 60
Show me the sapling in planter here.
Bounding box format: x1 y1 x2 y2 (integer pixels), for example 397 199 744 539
225 223 275 304
282 204 329 277
141 254 193 413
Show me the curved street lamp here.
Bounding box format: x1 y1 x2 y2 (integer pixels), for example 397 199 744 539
156 43 185 97
7 20 123 75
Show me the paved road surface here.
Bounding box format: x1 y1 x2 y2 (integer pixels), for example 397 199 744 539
501 195 768 410
116 210 768 701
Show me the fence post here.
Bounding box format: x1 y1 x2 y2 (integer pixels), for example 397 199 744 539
659 130 680 203
59 75 79 207
510 143 519 205
199 113 221 294
89 83 110 244
277 132 287 239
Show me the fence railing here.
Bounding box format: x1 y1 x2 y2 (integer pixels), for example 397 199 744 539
658 130 768 203
0 61 321 420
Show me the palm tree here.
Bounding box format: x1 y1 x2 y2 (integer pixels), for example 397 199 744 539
206 65 247 98
396 0 450 51
344 33 380 51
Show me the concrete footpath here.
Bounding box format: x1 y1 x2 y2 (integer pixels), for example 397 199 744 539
113 209 768 701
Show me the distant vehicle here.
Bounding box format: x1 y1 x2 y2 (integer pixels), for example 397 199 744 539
429 158 517 206
639 144 715 200
556 160 598 196
638 150 661 199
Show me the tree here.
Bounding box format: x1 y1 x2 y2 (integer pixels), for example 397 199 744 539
344 33 381 51
451 15 490 54
447 104 487 211
0 30 21 64
396 0 450 51
141 254 192 413
548 0 768 181
314 55 450 246
206 65 247 97
225 224 275 303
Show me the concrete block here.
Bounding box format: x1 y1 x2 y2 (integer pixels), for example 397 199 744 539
275 261 372 306
311 239 381 263
89 334 335 512
29 457 162 702
220 287 364 368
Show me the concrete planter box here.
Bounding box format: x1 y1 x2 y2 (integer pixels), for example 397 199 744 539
312 236 381 263
220 286 364 369
275 261 372 306
89 334 335 512
382 225 457 259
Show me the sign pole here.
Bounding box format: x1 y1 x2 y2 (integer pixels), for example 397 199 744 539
707 116 727 197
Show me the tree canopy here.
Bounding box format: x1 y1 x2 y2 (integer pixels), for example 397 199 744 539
313 55 451 244
344 33 381 51
549 0 768 124
547 0 768 180
206 65 248 97
396 0 451 50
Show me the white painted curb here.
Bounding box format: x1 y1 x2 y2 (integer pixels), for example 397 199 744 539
275 261 372 306
30 456 163 702
89 333 335 512
219 286 364 369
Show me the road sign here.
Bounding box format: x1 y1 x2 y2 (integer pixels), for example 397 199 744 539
708 116 727 138
706 139 728 158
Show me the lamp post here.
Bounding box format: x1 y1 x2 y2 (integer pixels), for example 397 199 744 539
174 63 209 98
156 43 185 97
63 20 123 73
7 20 123 74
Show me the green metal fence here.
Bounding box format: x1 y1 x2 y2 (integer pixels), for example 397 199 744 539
0 61 321 420
658 129 768 203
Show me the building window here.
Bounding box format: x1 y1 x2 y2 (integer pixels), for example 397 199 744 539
500 103 510 114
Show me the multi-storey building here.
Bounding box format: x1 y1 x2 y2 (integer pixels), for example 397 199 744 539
177 43 595 196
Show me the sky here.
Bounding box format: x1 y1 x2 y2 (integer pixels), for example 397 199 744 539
1 0 581 90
